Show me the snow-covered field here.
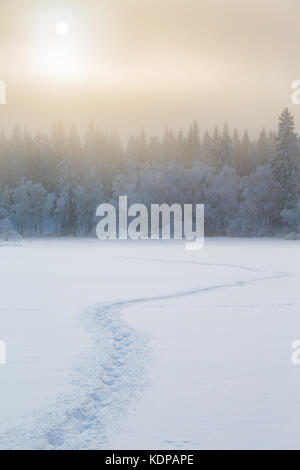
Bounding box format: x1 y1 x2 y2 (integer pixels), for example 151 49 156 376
0 238 299 450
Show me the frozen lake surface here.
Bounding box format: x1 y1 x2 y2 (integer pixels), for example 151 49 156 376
0 238 299 449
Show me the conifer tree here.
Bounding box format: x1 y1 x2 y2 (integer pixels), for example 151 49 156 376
272 108 300 208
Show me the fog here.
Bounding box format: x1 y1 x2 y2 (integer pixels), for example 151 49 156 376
0 0 300 136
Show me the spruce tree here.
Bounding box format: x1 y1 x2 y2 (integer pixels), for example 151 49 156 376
272 108 300 208
214 124 234 170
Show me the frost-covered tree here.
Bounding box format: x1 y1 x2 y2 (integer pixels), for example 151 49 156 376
237 131 253 176
272 108 300 209
10 180 48 236
256 128 274 166
212 124 234 170
0 217 20 241
184 121 201 168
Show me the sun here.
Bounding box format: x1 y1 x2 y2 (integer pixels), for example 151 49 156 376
56 21 70 36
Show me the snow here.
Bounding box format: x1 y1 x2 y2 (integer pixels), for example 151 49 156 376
0 238 299 449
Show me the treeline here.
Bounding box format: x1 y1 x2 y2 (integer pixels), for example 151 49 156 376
0 108 299 238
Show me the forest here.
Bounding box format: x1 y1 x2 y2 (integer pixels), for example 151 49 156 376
0 108 299 238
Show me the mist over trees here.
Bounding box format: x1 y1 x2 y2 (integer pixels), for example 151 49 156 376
0 108 299 238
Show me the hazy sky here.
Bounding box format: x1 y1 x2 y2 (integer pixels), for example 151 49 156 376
1 0 300 137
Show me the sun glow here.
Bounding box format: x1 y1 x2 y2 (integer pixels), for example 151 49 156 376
56 21 70 36
32 19 84 82
43 49 81 81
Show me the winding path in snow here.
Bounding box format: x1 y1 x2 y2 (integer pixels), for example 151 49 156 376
0 256 290 450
